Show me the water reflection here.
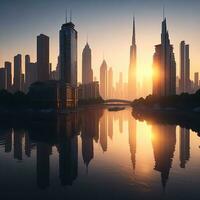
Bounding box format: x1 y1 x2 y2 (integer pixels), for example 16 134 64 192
0 108 199 199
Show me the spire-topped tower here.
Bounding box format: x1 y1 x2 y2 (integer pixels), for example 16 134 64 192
132 16 136 45
128 15 137 100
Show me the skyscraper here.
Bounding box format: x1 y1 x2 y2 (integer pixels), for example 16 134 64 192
128 16 137 100
0 68 7 90
5 61 12 91
194 72 199 91
100 60 107 99
14 54 22 91
82 42 93 84
59 18 77 86
179 41 190 93
107 67 113 98
153 18 176 96
37 34 49 82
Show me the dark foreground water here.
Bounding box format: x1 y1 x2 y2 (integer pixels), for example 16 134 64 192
0 107 200 200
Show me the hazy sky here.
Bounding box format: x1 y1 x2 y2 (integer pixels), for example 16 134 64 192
0 0 200 92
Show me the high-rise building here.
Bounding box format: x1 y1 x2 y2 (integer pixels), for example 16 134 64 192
128 17 137 100
82 42 93 84
194 72 199 91
100 60 107 99
107 67 113 98
179 41 190 93
37 34 49 82
153 18 176 96
0 68 7 90
59 18 77 86
25 55 30 84
14 54 22 91
5 62 12 90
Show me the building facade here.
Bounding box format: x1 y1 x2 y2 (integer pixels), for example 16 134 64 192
37 34 50 82
14 54 22 91
59 20 77 86
5 61 12 91
128 17 137 100
179 41 191 93
100 60 107 99
82 43 93 84
153 18 176 97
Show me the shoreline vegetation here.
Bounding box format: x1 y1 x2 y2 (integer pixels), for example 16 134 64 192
132 89 200 133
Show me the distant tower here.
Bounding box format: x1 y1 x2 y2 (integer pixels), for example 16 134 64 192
59 14 77 86
25 55 30 84
100 60 107 99
128 16 137 100
108 67 113 98
14 54 22 91
179 41 190 93
5 61 12 91
37 34 50 82
82 42 93 84
0 68 7 90
153 18 176 96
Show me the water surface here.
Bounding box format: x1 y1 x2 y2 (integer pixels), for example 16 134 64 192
0 108 200 200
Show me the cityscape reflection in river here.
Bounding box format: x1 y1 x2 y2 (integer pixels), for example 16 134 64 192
0 108 200 199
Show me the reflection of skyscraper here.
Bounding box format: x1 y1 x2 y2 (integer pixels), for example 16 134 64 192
5 128 12 153
60 18 77 86
14 129 23 161
179 128 190 168
82 42 93 84
107 112 113 140
153 18 176 96
151 125 176 188
128 17 137 100
100 60 107 99
100 110 107 152
25 132 31 157
128 118 137 171
58 136 78 186
37 142 51 189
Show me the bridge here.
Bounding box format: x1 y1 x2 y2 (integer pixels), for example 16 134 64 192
104 99 132 105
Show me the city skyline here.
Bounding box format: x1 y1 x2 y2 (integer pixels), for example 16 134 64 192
0 0 200 97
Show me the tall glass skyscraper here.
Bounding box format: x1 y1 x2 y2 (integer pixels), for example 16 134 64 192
59 19 77 86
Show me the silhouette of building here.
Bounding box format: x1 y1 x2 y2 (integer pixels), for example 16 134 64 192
5 62 12 91
0 68 7 90
153 18 176 96
128 117 136 171
100 60 107 99
107 67 113 98
107 112 113 140
14 54 22 91
82 42 93 84
128 16 137 100
37 34 50 81
5 128 12 153
179 128 190 168
59 18 77 86
14 129 23 161
151 125 176 189
78 81 100 100
194 72 199 92
179 41 190 93
58 136 78 186
37 142 51 189
25 132 31 157
99 110 107 152
21 73 25 92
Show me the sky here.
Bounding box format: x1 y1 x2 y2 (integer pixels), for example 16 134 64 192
0 0 200 95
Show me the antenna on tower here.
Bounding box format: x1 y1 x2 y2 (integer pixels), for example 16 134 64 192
163 5 165 20
65 9 68 23
70 9 72 22
86 33 88 43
